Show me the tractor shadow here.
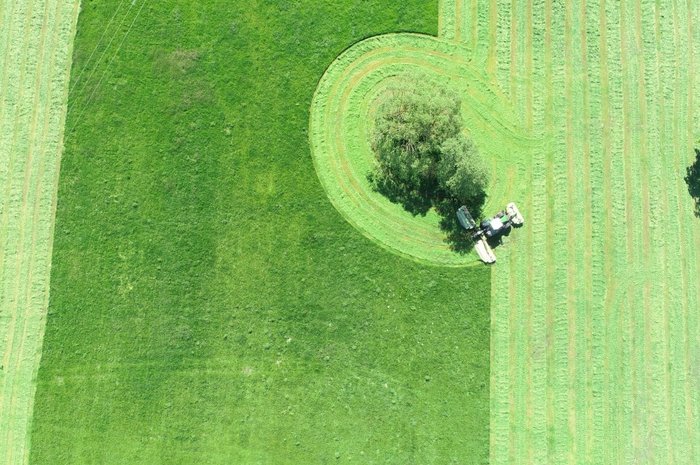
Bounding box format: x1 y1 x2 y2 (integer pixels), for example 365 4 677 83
685 148 700 218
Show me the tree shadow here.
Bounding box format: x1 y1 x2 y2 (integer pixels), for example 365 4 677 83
434 191 487 254
685 148 700 218
369 173 434 216
369 172 489 255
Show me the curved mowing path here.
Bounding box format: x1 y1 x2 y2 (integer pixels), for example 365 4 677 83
0 1 79 464
309 32 533 266
312 0 699 463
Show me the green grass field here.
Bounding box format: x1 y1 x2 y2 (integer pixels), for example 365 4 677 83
28 1 491 464
7 0 699 464
0 1 79 464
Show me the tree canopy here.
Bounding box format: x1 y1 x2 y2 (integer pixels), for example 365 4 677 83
686 148 700 218
369 77 489 219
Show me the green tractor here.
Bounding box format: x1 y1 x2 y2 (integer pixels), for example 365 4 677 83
457 203 524 263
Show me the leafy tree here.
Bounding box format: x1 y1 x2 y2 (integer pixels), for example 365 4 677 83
369 77 489 219
686 148 700 217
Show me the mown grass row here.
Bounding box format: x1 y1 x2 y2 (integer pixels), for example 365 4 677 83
487 0 699 463
669 1 700 459
0 1 78 464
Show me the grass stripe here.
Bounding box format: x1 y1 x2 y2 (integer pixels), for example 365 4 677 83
438 0 457 41
528 4 550 464
620 0 645 460
656 4 692 462
652 5 678 463
638 0 673 462
675 1 700 461
685 0 700 458
0 1 79 464
584 1 607 463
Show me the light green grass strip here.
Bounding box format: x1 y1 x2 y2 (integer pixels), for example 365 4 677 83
487 0 700 463
0 1 79 464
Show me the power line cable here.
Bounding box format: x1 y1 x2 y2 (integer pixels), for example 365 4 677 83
69 0 148 133
69 0 128 95
68 0 136 108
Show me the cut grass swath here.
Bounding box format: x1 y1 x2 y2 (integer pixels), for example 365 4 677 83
0 1 79 464
487 0 700 463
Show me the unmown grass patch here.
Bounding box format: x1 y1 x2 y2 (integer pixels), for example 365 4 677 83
29 2 491 464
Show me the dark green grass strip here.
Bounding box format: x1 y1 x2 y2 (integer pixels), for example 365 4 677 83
29 2 492 465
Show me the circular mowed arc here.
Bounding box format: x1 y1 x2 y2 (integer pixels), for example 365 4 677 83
309 33 533 266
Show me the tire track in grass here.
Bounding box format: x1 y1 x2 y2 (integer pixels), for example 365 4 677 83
490 3 527 460
626 1 663 461
571 1 596 462
597 1 616 462
542 2 558 463
640 0 673 462
487 6 524 453
509 3 539 463
562 0 579 461
668 1 695 461
581 2 608 462
527 4 550 465
519 2 543 462
656 3 691 461
599 0 630 461
492 3 518 463
490 2 540 462
1 0 40 413
633 1 671 462
612 0 640 460
681 2 700 457
548 2 572 463
490 3 520 460
492 3 508 463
